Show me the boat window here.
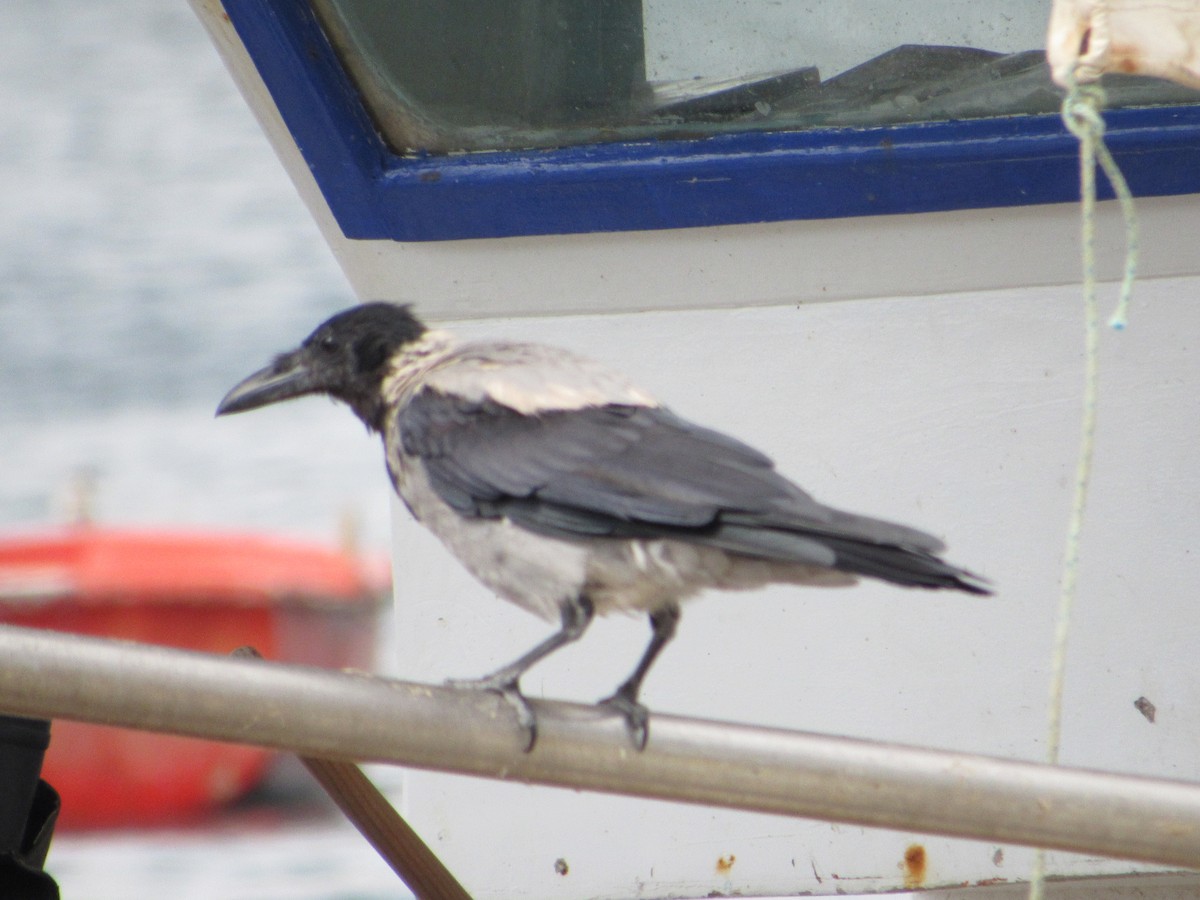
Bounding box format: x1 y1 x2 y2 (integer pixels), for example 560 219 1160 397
308 0 1200 154
213 0 1200 239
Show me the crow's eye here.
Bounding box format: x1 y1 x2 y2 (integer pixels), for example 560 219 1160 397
319 336 338 353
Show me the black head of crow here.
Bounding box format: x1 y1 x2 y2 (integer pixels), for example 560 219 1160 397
217 303 427 432
218 301 990 750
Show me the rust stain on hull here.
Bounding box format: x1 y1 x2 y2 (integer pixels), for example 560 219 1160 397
902 843 927 888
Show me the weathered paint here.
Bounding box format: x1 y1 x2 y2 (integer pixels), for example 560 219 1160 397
903 844 927 889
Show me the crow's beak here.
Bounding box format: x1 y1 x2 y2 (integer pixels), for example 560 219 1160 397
216 349 320 416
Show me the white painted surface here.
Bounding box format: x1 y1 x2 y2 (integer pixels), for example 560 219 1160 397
382 282 1200 897
192 2 1200 894
339 196 1200 320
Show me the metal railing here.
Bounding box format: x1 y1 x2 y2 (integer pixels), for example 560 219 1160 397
0 623 1197 870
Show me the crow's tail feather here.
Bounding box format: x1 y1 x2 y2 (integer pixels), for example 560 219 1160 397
823 536 992 595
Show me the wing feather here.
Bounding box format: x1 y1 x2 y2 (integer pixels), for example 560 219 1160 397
395 388 960 573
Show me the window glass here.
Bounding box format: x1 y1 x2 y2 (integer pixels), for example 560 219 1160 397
310 0 1200 154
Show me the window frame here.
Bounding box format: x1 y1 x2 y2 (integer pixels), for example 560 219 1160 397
224 0 1200 242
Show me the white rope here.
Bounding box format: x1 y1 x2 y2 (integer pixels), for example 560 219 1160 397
1027 78 1139 900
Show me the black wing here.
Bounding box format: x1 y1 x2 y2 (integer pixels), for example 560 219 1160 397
397 390 987 593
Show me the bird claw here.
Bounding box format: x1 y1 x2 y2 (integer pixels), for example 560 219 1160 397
447 673 538 752
598 691 651 751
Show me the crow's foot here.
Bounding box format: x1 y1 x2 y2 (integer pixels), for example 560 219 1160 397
598 690 651 751
447 673 538 752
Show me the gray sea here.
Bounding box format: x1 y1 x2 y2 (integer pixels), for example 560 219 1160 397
2 2 405 896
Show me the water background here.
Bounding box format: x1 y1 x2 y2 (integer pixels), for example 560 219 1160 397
0 0 391 550
2 2 406 895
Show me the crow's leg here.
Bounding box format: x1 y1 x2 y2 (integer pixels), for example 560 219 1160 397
599 602 680 750
448 594 594 751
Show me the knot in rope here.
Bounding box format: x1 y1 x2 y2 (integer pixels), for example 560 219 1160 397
1061 82 1108 141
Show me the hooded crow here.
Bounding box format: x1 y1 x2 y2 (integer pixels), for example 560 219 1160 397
217 302 989 749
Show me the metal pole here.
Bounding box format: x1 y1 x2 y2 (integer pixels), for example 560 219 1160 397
0 624 1197 870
